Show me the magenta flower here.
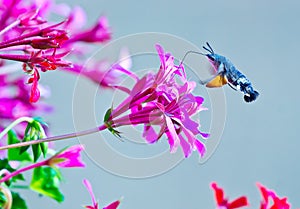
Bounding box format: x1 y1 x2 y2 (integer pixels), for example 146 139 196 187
12 49 70 102
63 62 118 88
62 48 131 88
211 182 249 209
18 9 46 27
0 73 50 159
83 179 98 209
83 179 121 209
63 6 87 32
47 145 85 168
104 44 209 158
0 13 70 102
257 183 290 209
0 1 111 103
0 74 50 121
58 7 111 48
66 16 111 44
0 75 33 119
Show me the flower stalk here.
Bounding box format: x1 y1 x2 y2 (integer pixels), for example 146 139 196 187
0 161 46 184
0 117 34 140
0 125 107 151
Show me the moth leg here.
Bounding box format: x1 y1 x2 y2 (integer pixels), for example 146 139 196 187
228 82 238 91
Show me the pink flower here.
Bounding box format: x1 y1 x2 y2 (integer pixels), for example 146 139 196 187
62 48 131 88
105 44 209 158
83 179 121 209
0 74 51 157
48 145 85 168
0 1 112 103
0 75 34 119
211 182 249 209
13 49 70 102
64 62 118 88
24 49 71 72
64 6 87 32
83 179 98 209
0 74 50 121
18 9 46 27
257 183 290 209
67 16 111 44
0 18 70 103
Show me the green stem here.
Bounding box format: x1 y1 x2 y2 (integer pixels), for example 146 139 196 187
0 125 107 151
0 117 34 140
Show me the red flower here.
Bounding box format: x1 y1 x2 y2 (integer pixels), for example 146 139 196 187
211 182 249 209
257 183 290 209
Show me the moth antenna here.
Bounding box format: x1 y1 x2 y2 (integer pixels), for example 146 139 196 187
202 46 212 53
206 42 215 54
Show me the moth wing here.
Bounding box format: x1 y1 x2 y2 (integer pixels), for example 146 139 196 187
206 74 228 88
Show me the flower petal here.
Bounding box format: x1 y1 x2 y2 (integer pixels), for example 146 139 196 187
103 200 121 209
29 70 40 103
53 145 85 168
83 179 97 208
211 182 225 206
178 134 192 158
143 125 158 143
155 44 166 70
194 139 206 157
165 116 180 153
228 196 249 209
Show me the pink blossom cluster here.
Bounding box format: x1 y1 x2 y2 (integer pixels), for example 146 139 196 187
0 0 111 103
105 44 209 157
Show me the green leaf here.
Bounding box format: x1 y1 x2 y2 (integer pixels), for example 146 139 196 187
31 143 41 163
19 144 30 156
30 167 64 203
23 125 31 138
104 108 112 122
11 192 28 209
0 159 25 186
7 131 32 162
40 142 48 158
19 128 31 155
103 108 122 138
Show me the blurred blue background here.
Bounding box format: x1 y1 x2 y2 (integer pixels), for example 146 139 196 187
24 0 300 208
